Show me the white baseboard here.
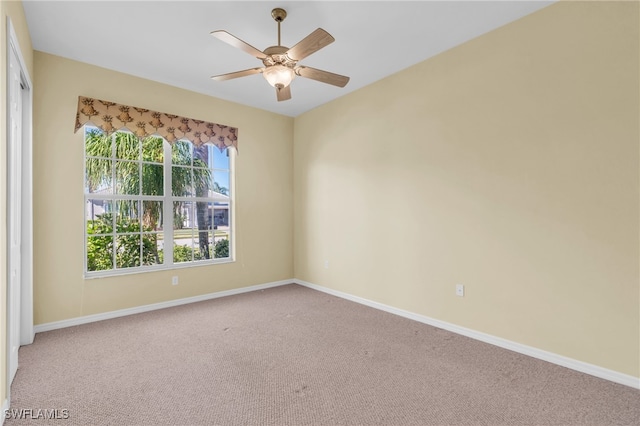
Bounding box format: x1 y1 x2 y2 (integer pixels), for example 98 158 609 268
34 279 293 334
2 398 9 426
294 279 640 390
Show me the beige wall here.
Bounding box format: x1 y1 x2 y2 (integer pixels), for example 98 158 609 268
32 52 294 324
1 0 33 409
294 1 639 377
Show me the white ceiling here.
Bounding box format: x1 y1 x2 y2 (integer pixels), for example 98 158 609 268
22 1 554 117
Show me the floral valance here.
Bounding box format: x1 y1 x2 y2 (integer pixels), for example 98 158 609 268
74 96 238 151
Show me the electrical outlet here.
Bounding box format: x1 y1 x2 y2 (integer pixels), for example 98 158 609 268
172 276 179 286
456 284 464 297
324 260 329 269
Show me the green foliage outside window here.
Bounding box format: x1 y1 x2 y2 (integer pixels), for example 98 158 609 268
172 238 230 263
214 239 229 258
87 213 159 271
87 213 230 271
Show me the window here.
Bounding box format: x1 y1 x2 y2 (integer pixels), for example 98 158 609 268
84 127 232 276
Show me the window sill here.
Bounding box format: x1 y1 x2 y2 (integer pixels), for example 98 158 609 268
84 258 235 280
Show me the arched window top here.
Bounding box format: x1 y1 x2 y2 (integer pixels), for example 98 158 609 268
74 96 238 152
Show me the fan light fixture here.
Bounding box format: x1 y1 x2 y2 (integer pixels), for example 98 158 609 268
263 65 295 88
210 8 349 102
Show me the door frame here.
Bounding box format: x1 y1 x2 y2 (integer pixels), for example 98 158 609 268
5 15 34 392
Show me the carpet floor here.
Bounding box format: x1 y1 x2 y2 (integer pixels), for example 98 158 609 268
6 284 640 425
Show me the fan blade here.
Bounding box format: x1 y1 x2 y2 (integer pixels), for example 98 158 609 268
276 85 292 102
211 68 264 81
211 30 266 59
295 66 350 88
286 28 335 61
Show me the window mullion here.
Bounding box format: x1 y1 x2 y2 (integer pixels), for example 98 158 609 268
88 194 162 201
111 133 117 270
164 141 173 265
138 139 143 267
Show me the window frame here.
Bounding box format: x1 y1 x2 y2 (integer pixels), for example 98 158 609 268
83 127 235 278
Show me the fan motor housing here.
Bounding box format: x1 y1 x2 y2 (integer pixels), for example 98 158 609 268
263 46 296 67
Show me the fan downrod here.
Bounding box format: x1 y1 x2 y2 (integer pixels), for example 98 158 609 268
271 8 287 46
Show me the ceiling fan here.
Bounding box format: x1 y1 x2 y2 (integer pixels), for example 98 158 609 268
210 8 350 102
